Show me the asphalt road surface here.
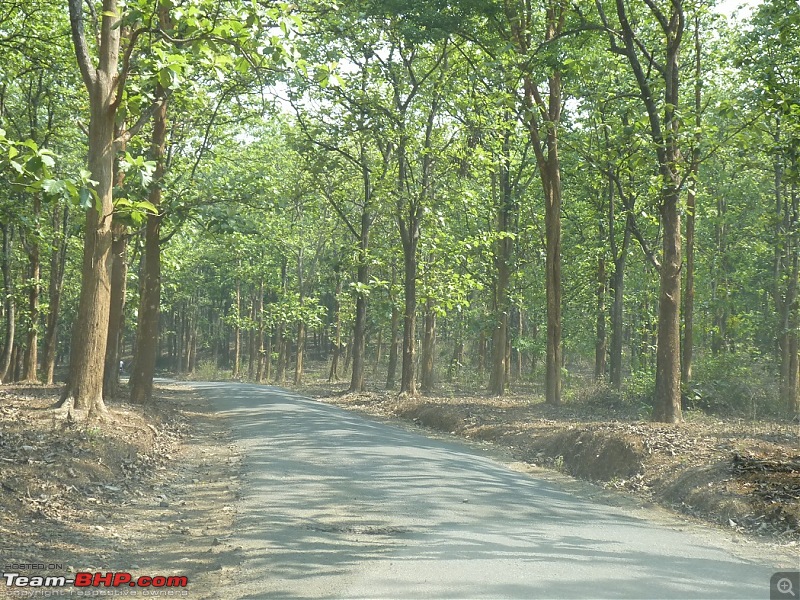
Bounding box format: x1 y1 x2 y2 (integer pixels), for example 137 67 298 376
189 381 787 599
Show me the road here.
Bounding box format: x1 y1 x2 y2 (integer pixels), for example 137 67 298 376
188 381 784 599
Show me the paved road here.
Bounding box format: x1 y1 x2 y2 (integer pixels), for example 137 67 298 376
190 381 784 599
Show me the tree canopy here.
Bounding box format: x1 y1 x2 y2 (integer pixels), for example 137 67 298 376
0 0 797 422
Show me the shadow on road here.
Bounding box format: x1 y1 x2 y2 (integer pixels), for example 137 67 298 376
192 382 775 600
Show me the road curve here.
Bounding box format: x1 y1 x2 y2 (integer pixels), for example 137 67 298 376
187 381 782 599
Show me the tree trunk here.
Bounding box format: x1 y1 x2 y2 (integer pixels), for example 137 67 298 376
248 294 257 380
653 188 682 423
543 161 563 405
400 235 419 395
682 19 701 387
263 328 273 382
601 0 685 422
61 0 123 419
420 299 436 392
102 223 128 398
256 280 265 382
609 242 628 389
513 5 564 406
22 194 41 382
595 253 607 382
0 223 15 383
294 320 306 385
129 82 167 403
489 140 514 395
276 322 287 384
232 279 241 378
386 267 400 389
329 275 342 382
477 330 486 373
349 181 371 393
43 202 69 384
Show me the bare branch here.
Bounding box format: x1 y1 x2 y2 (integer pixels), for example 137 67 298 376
67 0 96 89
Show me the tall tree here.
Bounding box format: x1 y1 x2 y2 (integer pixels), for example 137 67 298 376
597 0 686 422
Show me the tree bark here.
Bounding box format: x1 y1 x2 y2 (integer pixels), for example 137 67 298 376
682 18 701 387
102 222 128 398
248 294 257 380
512 0 565 405
595 252 607 382
129 82 168 403
349 147 372 393
329 274 342 382
399 233 419 395
232 278 241 378
609 225 630 389
0 223 15 383
489 129 514 396
543 155 563 405
22 194 41 382
61 0 123 419
601 0 685 421
294 320 306 385
42 202 69 384
420 299 436 392
276 322 287 384
386 266 400 389
256 280 265 382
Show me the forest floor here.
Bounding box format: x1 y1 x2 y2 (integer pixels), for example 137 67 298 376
290 368 800 551
0 382 240 599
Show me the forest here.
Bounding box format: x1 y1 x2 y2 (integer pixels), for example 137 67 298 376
0 0 797 425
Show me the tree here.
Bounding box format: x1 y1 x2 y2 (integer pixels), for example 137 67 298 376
60 0 149 418
597 0 686 422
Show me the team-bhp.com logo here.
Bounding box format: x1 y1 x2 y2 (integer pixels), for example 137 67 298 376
3 571 188 591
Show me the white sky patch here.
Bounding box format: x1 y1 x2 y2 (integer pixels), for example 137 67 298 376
713 0 761 20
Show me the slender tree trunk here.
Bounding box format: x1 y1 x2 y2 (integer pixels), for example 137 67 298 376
477 330 486 374
22 195 41 382
489 138 514 395
129 83 167 403
232 279 241 378
349 166 372 393
375 329 383 366
276 322 287 384
329 275 342 382
102 223 128 398
263 327 273 382
601 0 685 421
177 304 186 373
609 243 628 389
543 161 563 405
682 18 701 387
400 236 419 395
420 299 436 392
595 253 607 381
294 320 306 385
43 203 69 384
653 187 682 422
248 295 257 380
256 280 265 382
0 224 15 383
386 266 400 389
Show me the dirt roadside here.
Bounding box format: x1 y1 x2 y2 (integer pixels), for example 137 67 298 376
0 382 241 600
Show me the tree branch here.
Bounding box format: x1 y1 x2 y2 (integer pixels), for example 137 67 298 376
67 0 96 89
